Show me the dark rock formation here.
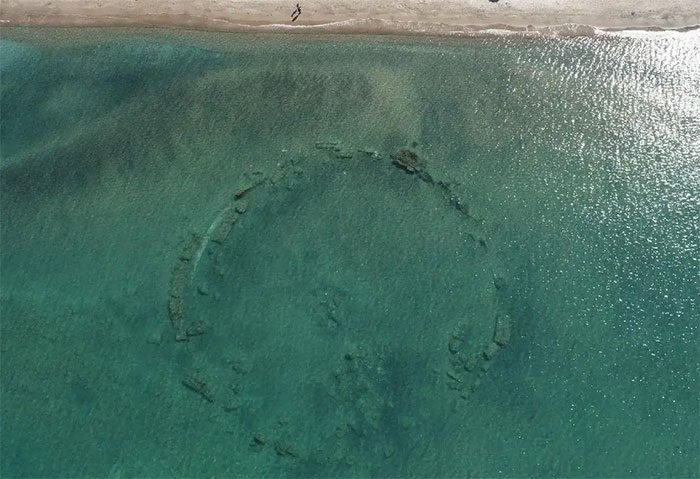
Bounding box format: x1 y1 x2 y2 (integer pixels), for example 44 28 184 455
390 148 423 173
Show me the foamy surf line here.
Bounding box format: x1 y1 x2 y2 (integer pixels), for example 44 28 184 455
235 18 700 37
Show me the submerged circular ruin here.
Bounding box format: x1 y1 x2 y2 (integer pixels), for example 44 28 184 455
166 143 513 467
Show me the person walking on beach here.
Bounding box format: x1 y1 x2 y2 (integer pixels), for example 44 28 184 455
291 3 301 22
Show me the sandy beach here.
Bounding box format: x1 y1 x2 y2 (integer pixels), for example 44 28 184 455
1 0 698 34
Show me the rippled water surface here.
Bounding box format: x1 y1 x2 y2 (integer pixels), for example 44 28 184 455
1 28 698 477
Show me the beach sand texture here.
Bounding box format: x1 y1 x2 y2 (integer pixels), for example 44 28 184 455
1 0 699 32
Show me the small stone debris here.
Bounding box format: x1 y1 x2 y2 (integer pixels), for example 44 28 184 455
235 201 248 214
357 148 380 158
493 274 507 291
463 353 480 372
185 320 210 338
211 207 239 244
445 323 487 394
383 445 395 458
145 330 163 345
446 370 462 383
222 399 241 412
448 336 463 354
169 261 189 298
493 313 512 347
447 378 464 392
168 261 189 334
417 171 434 185
445 314 511 397
470 378 482 392
226 353 252 375
168 296 185 339
315 140 340 150
167 234 206 340
436 180 452 194
274 440 298 458
178 233 203 262
451 195 470 216
228 380 242 395
252 433 266 446
182 375 214 403
483 342 501 361
234 184 255 199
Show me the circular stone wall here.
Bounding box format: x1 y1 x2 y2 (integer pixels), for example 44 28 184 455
167 146 512 470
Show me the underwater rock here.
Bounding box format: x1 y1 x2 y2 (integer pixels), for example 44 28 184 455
222 399 242 412
493 313 512 347
418 171 434 185
179 233 203 262
211 207 239 244
182 375 214 402
493 274 507 291
451 195 470 216
383 445 395 458
235 184 257 199
168 296 186 340
445 321 493 395
145 329 163 345
235 201 248 214
447 368 462 381
357 148 380 159
227 354 252 375
314 140 340 150
186 320 210 338
446 369 463 386
483 342 500 361
390 148 423 173
448 336 463 355
169 261 189 298
168 236 201 341
436 180 452 194
463 353 480 372
274 440 299 458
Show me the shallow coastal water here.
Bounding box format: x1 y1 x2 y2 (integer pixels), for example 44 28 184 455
0 28 698 477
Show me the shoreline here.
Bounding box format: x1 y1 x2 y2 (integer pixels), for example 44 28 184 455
1 1 699 37
1 18 698 39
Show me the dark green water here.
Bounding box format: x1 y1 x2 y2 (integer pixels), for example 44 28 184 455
1 28 698 477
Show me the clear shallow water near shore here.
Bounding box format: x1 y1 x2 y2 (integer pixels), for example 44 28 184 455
0 28 698 477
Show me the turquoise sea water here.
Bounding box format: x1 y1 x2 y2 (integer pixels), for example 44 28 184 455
0 28 698 477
